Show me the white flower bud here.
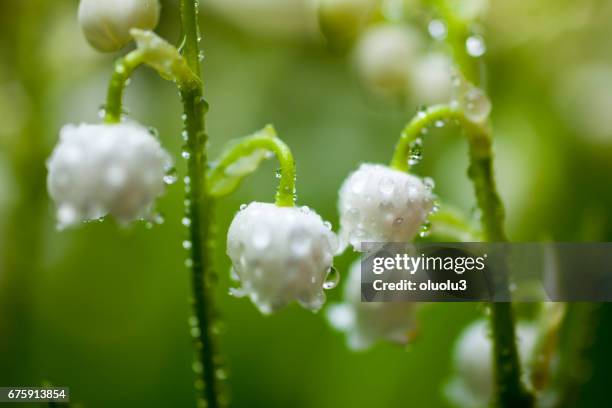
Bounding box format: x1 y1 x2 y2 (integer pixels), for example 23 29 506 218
354 24 422 97
78 0 160 52
326 260 419 350
47 122 172 229
338 163 434 252
227 202 338 314
445 320 537 408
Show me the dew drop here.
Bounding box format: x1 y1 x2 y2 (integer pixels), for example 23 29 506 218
183 240 193 250
379 177 395 197
290 228 312 257
182 217 192 227
182 150 191 160
434 119 445 128
323 266 340 290
148 127 159 138
466 35 486 57
419 221 432 237
393 217 404 226
462 87 492 123
251 228 271 250
239 203 247 211
323 221 332 231
275 169 282 179
428 19 447 40
423 177 435 191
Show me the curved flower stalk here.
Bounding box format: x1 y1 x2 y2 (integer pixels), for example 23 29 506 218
212 127 339 313
390 97 532 406
327 260 419 350
445 319 538 408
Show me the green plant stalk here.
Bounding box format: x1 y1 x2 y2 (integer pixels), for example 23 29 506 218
104 50 145 124
426 0 480 84
392 105 534 407
207 125 296 206
179 0 222 407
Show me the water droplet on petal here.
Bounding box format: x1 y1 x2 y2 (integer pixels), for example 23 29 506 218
323 266 340 290
379 177 395 197
252 228 271 250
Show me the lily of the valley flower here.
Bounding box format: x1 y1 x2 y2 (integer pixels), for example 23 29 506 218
226 202 338 314
47 122 172 229
445 319 537 408
338 163 434 252
326 260 419 350
78 0 160 52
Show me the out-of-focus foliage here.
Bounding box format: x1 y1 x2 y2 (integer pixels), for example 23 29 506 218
1 0 612 407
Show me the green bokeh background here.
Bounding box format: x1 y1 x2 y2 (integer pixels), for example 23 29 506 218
1 0 611 407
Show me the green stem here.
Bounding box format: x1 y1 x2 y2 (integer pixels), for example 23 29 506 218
427 0 480 84
392 105 533 407
179 1 222 407
207 125 296 206
104 50 145 124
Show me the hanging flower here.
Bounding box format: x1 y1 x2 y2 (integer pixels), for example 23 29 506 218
338 163 434 252
326 260 419 350
226 202 338 314
47 122 172 229
445 319 538 408
78 0 161 52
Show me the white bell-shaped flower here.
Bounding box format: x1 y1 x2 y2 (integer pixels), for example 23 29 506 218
227 202 338 314
338 163 434 252
47 122 172 229
353 24 423 97
445 319 537 408
78 0 160 52
326 260 419 350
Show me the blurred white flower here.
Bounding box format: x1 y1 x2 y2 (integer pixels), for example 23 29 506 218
338 163 434 252
47 122 172 229
78 0 160 52
409 53 454 105
353 24 423 97
445 319 537 408
326 260 419 350
227 202 338 314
